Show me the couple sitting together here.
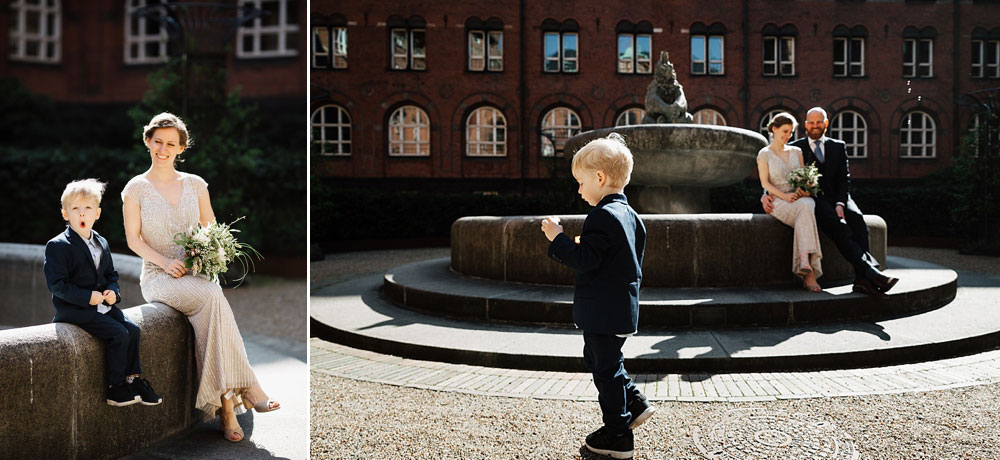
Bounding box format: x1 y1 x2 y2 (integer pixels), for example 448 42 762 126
758 106 898 296
43 113 279 443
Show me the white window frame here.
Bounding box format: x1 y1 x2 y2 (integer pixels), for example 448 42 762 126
618 33 652 74
692 35 724 75
124 0 168 64
310 25 346 69
237 0 299 59
540 107 581 157
693 108 727 126
388 105 430 156
466 107 507 157
312 105 351 156
972 40 1000 79
900 111 936 158
763 35 794 76
391 27 426 70
469 30 503 72
615 107 646 126
831 110 868 158
834 37 865 77
903 38 933 78
9 0 61 63
543 31 578 73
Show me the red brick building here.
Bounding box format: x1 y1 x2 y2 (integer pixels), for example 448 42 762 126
2 0 305 106
311 0 1000 187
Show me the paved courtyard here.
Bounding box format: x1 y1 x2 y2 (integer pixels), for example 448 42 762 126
311 247 1000 459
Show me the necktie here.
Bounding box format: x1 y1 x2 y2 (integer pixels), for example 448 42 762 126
813 140 825 163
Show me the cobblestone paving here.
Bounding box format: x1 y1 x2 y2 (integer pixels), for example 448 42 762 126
311 338 1000 402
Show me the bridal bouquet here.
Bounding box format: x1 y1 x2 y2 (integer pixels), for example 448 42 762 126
173 216 262 284
787 162 823 197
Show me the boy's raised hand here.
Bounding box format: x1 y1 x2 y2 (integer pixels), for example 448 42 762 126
541 216 563 242
103 290 117 305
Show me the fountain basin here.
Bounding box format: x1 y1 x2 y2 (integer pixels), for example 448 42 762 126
451 214 887 288
563 124 767 213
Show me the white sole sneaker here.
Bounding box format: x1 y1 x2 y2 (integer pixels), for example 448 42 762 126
107 395 141 407
585 442 635 459
629 404 657 429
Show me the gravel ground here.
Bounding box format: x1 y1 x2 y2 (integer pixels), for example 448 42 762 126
311 372 1000 459
311 248 449 292
311 247 1000 459
889 246 1000 279
226 275 307 343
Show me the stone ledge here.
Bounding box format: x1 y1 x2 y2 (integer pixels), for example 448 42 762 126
451 214 888 288
0 304 199 459
0 243 199 459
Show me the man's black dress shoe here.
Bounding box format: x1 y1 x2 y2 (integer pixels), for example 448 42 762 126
871 273 899 293
853 279 889 299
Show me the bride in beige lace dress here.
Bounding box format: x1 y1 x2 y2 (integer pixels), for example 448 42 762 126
122 113 279 442
757 112 823 292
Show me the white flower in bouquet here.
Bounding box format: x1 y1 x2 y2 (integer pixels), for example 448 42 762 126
173 216 262 284
787 162 823 197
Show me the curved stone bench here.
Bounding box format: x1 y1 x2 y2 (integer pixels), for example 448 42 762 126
0 243 199 459
451 214 888 288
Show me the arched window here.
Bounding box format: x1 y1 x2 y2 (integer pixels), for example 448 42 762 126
900 111 936 158
830 110 868 158
540 107 581 157
615 107 646 127
466 107 506 156
311 105 351 156
125 0 168 64
693 108 727 126
388 105 430 156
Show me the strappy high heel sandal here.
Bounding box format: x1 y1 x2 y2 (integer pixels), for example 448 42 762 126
253 400 281 413
220 414 244 442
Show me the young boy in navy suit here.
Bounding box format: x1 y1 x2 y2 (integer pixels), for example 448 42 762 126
541 133 653 459
44 179 161 407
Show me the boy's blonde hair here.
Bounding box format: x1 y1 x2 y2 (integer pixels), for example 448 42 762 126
61 179 106 209
571 132 634 189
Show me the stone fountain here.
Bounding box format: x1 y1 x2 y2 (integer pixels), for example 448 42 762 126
565 51 765 213
310 51 977 375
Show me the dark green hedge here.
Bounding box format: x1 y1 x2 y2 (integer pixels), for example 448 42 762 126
0 145 305 256
0 73 305 256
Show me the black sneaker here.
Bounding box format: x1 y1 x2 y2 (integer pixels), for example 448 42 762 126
107 382 141 407
129 378 163 405
628 396 657 429
585 427 634 459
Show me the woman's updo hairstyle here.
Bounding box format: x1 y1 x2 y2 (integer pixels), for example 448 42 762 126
143 112 192 149
766 112 798 135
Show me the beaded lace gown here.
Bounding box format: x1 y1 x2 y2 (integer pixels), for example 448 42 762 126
757 146 823 278
122 173 265 417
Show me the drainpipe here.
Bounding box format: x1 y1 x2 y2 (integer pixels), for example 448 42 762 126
953 0 961 165
519 0 528 195
742 0 750 127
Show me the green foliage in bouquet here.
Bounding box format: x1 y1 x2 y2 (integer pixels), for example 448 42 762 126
787 162 823 197
173 217 262 285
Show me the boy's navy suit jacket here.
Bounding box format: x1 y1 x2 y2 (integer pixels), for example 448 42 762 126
44 226 122 324
548 193 646 335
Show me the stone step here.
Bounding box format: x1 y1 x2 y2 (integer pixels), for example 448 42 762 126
384 257 957 328
310 258 1000 373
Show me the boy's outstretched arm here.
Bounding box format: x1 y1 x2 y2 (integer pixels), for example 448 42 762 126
546 210 615 272
44 242 99 307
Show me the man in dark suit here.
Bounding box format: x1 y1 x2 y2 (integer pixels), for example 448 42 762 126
44 179 161 406
763 107 898 297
